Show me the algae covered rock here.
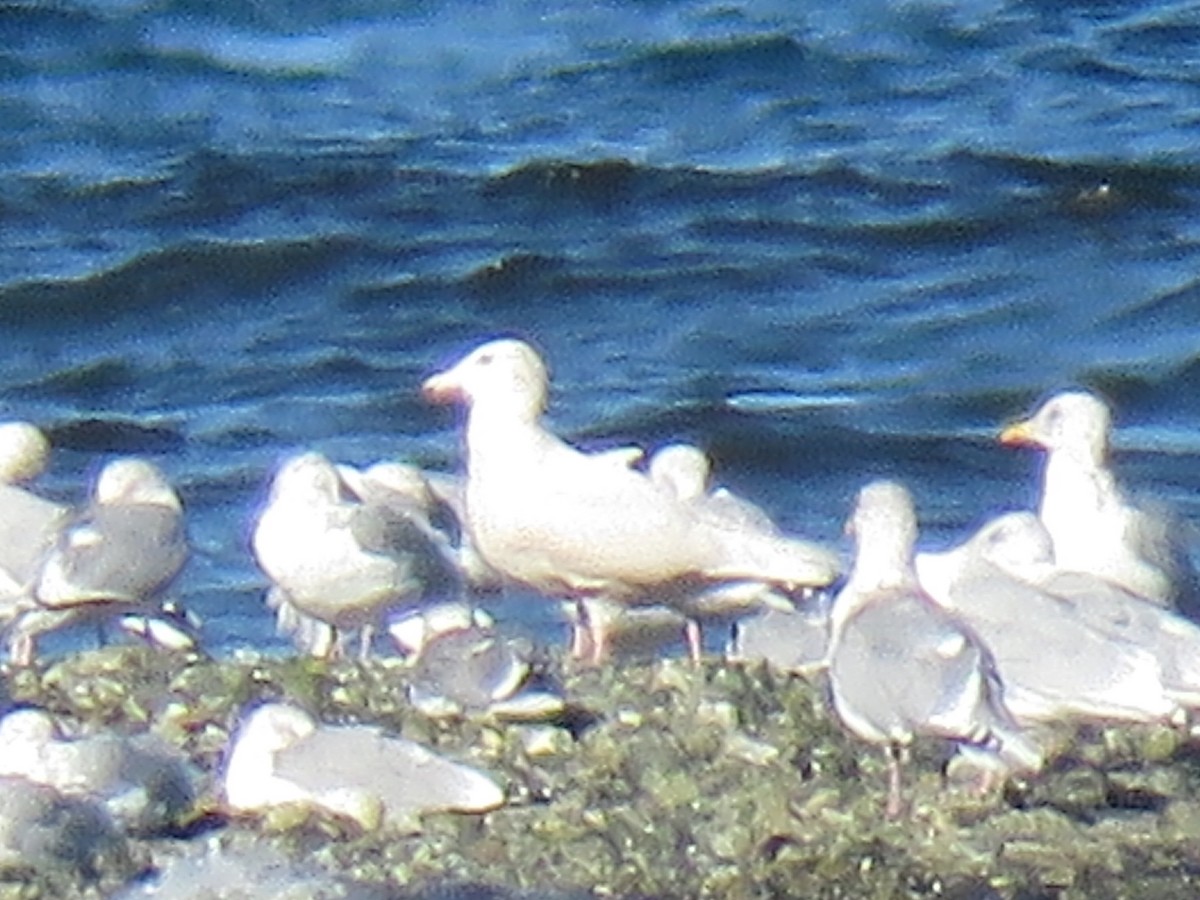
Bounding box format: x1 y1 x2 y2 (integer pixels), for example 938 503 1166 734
0 773 135 896
7 645 1200 898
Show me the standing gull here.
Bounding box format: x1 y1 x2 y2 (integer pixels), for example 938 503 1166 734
8 458 188 665
421 339 838 663
1000 390 1199 615
828 481 1041 818
646 442 837 657
252 452 460 659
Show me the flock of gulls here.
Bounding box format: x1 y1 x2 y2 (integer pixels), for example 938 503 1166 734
0 335 1198 874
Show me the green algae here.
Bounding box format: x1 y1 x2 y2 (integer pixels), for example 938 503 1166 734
6 645 1200 898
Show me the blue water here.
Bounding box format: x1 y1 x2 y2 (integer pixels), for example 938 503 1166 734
2 0 1200 655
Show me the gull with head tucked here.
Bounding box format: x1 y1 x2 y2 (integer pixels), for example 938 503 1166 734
223 702 505 833
253 452 461 659
0 423 67 623
828 480 1041 818
8 458 188 665
921 510 1200 717
915 512 1185 726
1000 390 1199 616
421 339 839 663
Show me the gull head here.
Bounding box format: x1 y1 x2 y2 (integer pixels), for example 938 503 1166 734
845 479 919 589
848 480 918 551
271 452 344 504
999 391 1111 465
0 422 50 485
95 458 182 510
422 339 549 422
648 443 712 501
343 461 433 510
234 703 317 756
971 511 1055 573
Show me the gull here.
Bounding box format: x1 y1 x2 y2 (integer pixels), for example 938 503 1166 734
0 423 68 623
915 513 1185 725
931 511 1200 713
391 602 564 719
421 338 839 664
223 702 505 833
8 458 188 666
0 707 199 835
828 480 1042 818
252 453 461 659
0 421 51 485
422 469 507 594
727 594 834 676
646 442 838 658
1000 390 1199 614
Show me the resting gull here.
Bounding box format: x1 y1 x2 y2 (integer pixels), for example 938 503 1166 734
926 511 1200 714
0 423 68 623
915 513 1185 725
391 602 563 719
1000 390 1199 615
223 702 505 833
0 707 199 834
8 458 188 665
421 339 838 663
252 453 461 659
828 480 1042 818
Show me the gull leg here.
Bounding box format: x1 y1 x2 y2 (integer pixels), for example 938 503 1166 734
8 630 34 668
587 611 611 666
684 618 703 665
568 600 592 661
311 623 337 660
357 624 375 661
885 744 907 820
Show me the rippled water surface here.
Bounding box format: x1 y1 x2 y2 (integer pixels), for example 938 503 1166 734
2 0 1200 654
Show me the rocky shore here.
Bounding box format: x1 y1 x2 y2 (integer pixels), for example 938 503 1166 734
3 644 1200 899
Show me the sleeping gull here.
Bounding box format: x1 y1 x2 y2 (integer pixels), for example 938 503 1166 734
8 458 188 666
929 511 1200 714
0 423 68 623
223 702 505 833
421 339 839 663
727 593 834 676
828 480 1042 818
252 453 461 659
1000 390 1199 615
0 707 199 834
391 602 564 719
915 513 1185 725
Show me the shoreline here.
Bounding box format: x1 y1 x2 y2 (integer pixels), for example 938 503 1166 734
4 643 1200 898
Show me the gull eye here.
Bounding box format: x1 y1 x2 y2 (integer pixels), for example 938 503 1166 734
477 353 494 366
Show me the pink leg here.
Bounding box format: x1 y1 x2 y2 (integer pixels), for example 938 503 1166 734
588 612 611 666
885 745 907 820
684 619 703 665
